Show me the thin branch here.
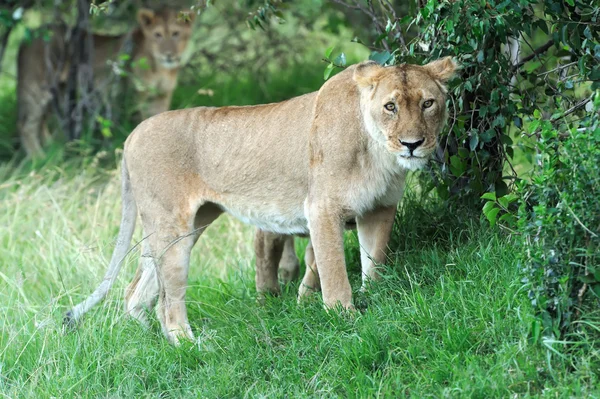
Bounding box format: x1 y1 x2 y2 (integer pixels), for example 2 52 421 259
537 61 577 77
565 203 598 238
514 38 554 70
551 94 594 122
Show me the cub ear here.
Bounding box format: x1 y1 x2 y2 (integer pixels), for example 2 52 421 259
353 61 383 88
178 10 196 24
137 8 155 28
423 57 459 84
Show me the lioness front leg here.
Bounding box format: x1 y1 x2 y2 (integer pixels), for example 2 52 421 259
308 205 353 309
356 205 397 289
143 93 173 119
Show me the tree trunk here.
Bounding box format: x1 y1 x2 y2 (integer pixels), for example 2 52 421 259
64 0 95 141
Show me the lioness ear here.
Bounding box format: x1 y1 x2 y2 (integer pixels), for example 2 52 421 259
423 57 459 84
353 61 383 88
137 8 155 28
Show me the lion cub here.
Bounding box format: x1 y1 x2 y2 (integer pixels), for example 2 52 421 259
16 7 194 157
66 58 458 344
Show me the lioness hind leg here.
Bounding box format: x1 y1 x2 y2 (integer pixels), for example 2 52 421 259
254 229 285 301
149 203 221 344
278 236 300 283
149 227 196 344
298 240 321 302
124 239 159 327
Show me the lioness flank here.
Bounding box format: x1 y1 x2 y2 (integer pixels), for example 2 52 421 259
66 58 458 344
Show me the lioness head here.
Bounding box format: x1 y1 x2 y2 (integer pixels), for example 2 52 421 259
137 8 195 69
354 57 458 170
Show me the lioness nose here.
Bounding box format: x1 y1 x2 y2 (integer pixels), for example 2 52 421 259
400 139 425 152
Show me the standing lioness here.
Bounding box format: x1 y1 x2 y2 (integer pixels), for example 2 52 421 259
17 7 194 157
66 58 458 344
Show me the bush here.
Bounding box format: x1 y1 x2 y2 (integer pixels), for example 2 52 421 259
519 92 600 339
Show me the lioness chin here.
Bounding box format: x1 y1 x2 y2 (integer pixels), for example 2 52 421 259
17 7 194 158
66 58 458 344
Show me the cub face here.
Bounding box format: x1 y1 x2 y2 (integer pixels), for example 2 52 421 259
354 57 458 170
137 8 195 70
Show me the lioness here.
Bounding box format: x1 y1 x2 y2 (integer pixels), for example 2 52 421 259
65 58 457 344
17 7 194 157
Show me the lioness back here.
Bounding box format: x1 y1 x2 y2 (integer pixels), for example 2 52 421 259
125 91 318 234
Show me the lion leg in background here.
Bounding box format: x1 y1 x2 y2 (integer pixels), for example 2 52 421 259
254 230 285 301
142 202 220 344
307 204 353 309
297 239 320 301
124 238 159 327
278 235 300 283
356 205 397 289
17 85 53 158
142 91 174 119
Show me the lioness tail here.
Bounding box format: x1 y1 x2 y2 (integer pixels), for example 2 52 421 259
64 158 137 326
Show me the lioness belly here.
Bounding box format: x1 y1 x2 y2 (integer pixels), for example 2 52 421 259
220 202 309 235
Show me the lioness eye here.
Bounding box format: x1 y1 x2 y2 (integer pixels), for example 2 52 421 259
422 99 434 109
154 32 163 39
384 102 396 112
172 31 179 38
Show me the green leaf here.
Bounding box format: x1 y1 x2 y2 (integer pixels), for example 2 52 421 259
483 201 496 214
334 53 346 67
476 50 484 63
324 63 334 80
369 50 392 65
325 46 334 59
499 213 516 225
469 134 479 151
449 155 465 175
498 196 510 209
485 207 501 227
523 60 542 73
531 319 541 344
481 192 497 201
480 129 496 143
495 180 509 197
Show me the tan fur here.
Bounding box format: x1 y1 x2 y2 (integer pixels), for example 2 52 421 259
66 58 458 344
16 7 194 158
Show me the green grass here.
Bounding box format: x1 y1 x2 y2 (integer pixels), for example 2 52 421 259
1 158 599 398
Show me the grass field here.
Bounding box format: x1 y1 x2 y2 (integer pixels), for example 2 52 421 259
1 155 599 397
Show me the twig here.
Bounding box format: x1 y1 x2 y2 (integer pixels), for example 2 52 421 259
551 94 594 122
515 38 554 70
563 201 598 238
537 61 577 77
